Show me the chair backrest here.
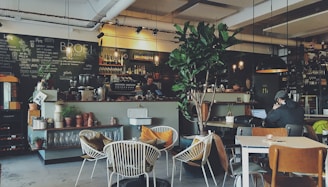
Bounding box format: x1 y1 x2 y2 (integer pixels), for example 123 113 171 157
304 125 320 142
236 126 253 136
234 115 264 127
150 126 178 149
268 145 327 187
79 130 107 158
285 124 304 136
201 132 214 165
103 140 161 177
182 132 213 165
212 134 229 172
252 127 288 136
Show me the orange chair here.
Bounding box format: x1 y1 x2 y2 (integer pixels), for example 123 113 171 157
252 127 288 137
264 145 326 187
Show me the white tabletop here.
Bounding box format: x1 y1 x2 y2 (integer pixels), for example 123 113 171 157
236 136 328 149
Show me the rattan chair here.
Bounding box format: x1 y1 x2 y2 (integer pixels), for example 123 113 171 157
103 140 161 187
171 132 216 187
264 145 327 187
75 130 109 187
150 126 178 176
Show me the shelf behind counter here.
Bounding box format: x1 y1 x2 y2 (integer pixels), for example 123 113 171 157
27 125 123 164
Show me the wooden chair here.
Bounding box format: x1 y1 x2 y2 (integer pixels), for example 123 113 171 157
304 124 320 142
264 145 327 187
252 127 288 137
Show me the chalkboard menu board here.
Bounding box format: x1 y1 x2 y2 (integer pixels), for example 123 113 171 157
0 33 99 90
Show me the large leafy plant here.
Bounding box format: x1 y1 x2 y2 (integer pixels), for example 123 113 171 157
167 21 240 133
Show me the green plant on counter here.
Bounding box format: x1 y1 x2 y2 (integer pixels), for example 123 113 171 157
28 96 34 103
38 61 51 80
166 21 241 134
62 105 80 118
226 104 234 116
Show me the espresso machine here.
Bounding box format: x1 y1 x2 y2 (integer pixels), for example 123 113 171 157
77 74 94 101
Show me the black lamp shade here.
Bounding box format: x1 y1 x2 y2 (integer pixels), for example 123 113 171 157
256 55 288 73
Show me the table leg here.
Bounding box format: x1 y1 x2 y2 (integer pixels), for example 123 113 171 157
326 153 328 187
241 147 250 187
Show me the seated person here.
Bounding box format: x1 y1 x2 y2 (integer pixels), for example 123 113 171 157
141 75 159 96
265 90 305 128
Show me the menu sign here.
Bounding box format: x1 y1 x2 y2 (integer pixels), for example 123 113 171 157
0 33 99 90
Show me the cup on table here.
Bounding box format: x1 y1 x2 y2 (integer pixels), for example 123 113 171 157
266 134 273 140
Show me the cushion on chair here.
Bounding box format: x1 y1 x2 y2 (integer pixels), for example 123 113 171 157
80 132 112 151
189 136 205 161
140 126 173 147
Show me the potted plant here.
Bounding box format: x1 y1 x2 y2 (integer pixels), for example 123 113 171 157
62 105 79 127
225 104 234 123
33 137 44 149
167 21 240 134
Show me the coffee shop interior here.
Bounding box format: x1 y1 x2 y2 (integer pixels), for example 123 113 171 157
1 0 328 186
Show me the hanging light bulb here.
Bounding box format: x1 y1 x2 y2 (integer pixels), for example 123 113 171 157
154 55 159 66
65 0 72 59
114 49 119 58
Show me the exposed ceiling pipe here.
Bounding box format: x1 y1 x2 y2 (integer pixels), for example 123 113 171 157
72 0 135 31
0 0 135 31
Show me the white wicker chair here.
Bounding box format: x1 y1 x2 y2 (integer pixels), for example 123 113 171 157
171 132 217 187
103 140 161 187
150 126 178 176
75 130 109 187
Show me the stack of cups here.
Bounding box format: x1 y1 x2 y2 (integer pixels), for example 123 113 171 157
54 103 63 128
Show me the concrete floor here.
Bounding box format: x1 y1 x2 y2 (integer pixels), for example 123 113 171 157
1 151 263 187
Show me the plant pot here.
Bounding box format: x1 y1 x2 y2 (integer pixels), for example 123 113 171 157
64 117 72 127
29 103 38 111
76 115 82 127
225 116 234 123
35 140 44 149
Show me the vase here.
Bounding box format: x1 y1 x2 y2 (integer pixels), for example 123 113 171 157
225 116 234 123
35 140 44 149
29 103 38 111
76 115 82 127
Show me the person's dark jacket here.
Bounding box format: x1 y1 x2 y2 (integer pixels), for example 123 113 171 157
141 84 158 96
265 99 305 128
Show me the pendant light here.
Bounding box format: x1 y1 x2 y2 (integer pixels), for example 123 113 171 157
256 0 287 73
154 2 159 66
65 0 72 59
